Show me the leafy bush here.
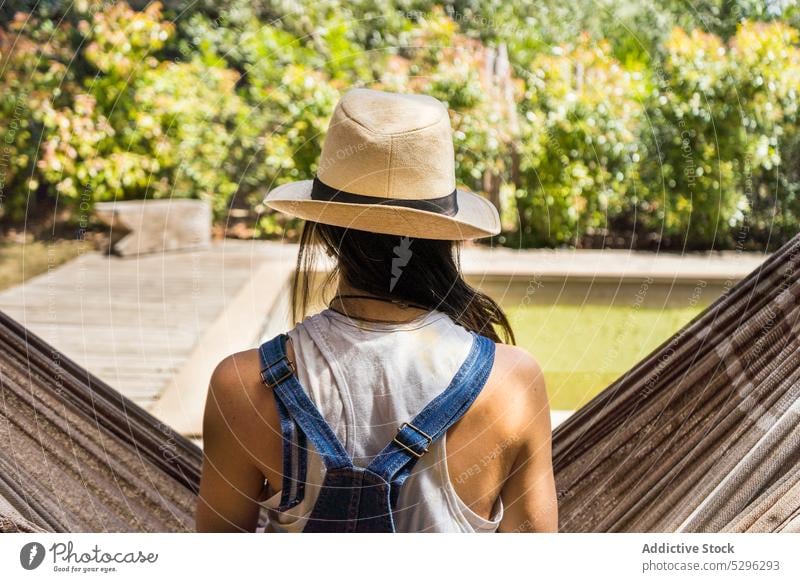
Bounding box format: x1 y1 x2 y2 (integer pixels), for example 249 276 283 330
638 22 800 249
514 36 645 247
3 1 800 250
728 21 800 248
638 28 742 249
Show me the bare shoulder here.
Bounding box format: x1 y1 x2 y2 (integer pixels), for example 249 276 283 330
468 343 551 458
203 348 278 444
203 347 284 481
207 349 264 414
459 342 549 444
491 343 548 407
493 343 545 382
490 344 558 532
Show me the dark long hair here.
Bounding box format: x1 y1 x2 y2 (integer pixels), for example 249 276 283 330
291 221 515 344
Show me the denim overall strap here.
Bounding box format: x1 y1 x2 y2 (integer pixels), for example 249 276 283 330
258 334 353 486
270 388 308 510
365 332 496 505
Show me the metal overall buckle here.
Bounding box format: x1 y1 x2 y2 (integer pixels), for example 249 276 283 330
260 355 296 388
393 422 433 459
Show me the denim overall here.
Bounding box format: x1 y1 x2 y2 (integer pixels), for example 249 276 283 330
257 330 496 532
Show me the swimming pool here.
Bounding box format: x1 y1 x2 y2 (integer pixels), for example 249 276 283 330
464 267 723 411
503 303 703 410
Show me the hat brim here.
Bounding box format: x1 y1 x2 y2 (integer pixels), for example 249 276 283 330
263 180 500 240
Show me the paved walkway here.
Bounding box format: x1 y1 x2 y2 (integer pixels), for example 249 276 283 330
0 240 768 437
0 240 296 436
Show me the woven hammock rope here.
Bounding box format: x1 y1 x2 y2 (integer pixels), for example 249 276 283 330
552 233 800 532
1 234 798 532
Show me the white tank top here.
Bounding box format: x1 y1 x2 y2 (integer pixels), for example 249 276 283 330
257 307 504 532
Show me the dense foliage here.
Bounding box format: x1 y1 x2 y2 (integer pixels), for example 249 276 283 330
2 0 800 249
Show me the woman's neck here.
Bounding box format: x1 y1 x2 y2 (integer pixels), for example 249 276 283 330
329 280 430 324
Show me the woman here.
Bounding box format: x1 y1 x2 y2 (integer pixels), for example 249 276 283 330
196 88 558 532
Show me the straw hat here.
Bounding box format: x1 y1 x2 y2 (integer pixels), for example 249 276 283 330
262 88 501 240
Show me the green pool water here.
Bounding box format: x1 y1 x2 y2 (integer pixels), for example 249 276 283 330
504 304 704 411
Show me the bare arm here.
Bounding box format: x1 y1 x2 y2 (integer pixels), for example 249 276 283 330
497 347 558 533
195 355 267 532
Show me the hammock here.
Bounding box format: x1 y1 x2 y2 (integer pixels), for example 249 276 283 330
1 234 798 532
553 233 800 532
0 311 208 532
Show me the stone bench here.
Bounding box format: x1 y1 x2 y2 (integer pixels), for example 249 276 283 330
95 199 211 256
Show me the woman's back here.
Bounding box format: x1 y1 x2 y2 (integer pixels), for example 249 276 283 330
259 307 505 532
196 87 558 533
196 301 557 533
